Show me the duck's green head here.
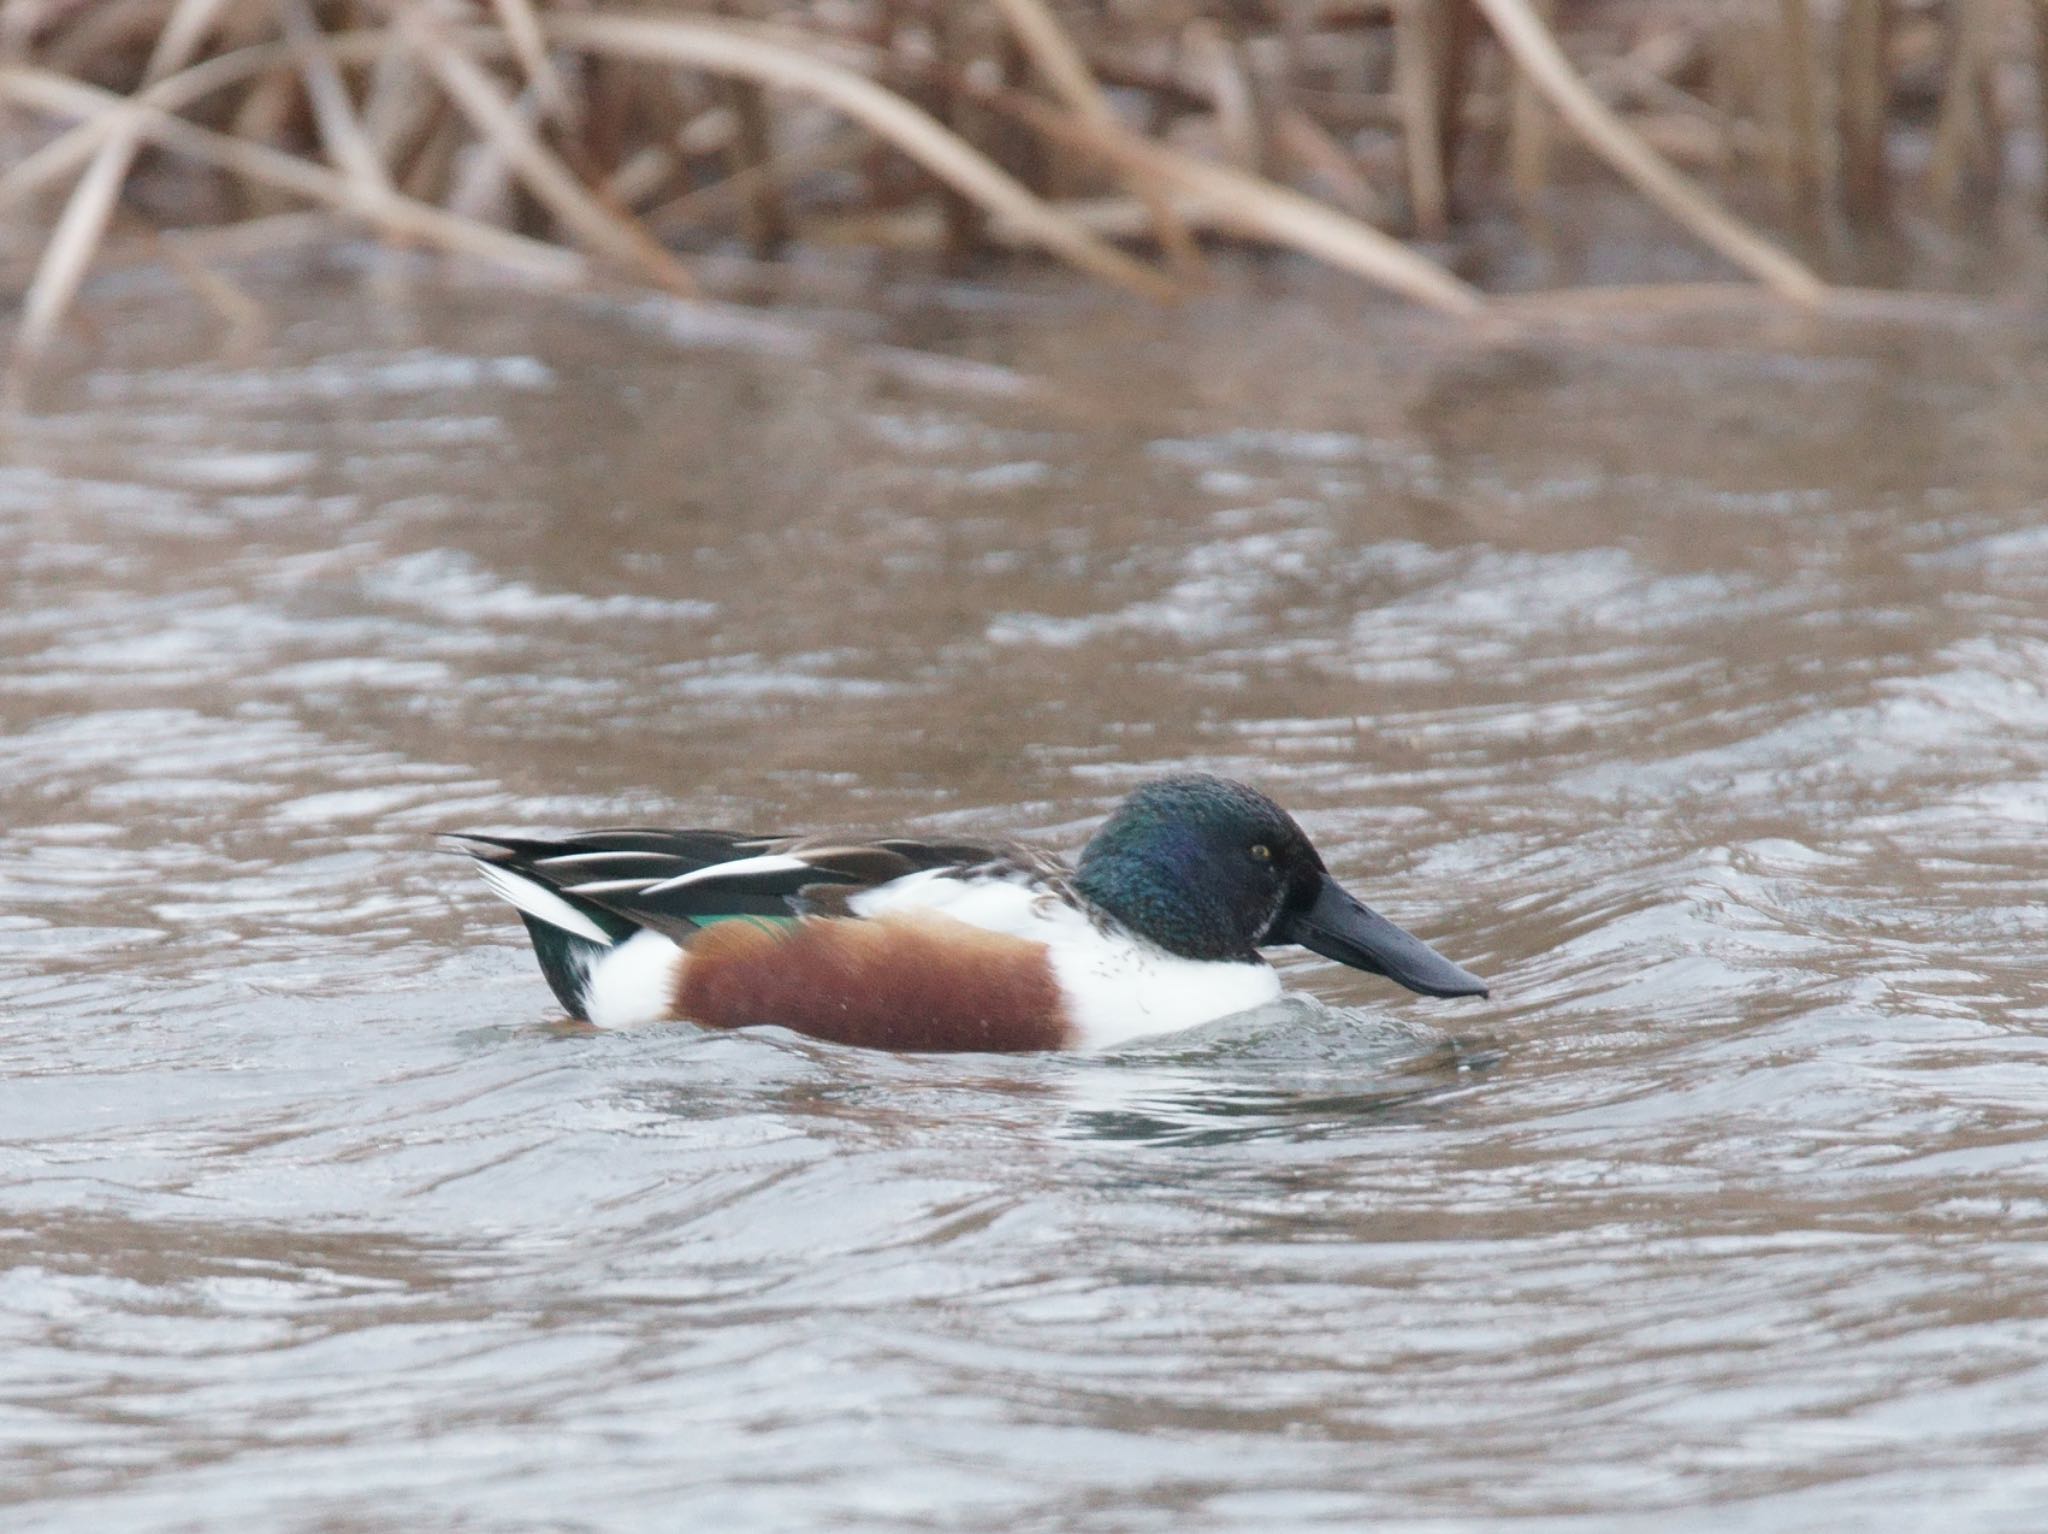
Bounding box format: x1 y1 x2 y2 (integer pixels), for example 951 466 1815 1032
1072 773 1488 998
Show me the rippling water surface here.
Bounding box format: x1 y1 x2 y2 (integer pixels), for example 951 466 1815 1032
4 264 2047 1531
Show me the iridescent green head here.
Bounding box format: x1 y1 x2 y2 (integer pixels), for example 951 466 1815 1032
1073 774 1488 998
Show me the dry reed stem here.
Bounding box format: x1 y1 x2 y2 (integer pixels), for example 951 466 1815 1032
1605 39 1774 164
990 85 1482 315
160 207 339 262
1971 6 2005 199
279 0 390 192
1434 1 1483 202
145 0 234 78
1394 0 1449 235
362 40 437 180
0 33 323 209
400 95 461 204
1928 0 1995 208
1777 0 1821 211
2036 1 2048 215
14 0 2004 344
11 16 1143 338
43 0 172 77
0 102 126 205
1185 19 1262 172
1470 0 1827 304
1839 0 1891 218
606 143 676 206
647 124 856 230
444 73 531 226
540 12 1176 300
16 0 227 356
721 76 786 255
487 0 575 125
1271 105 1386 222
153 221 270 348
396 9 700 292
989 0 1198 279
924 3 986 265
646 124 861 234
227 59 299 217
1719 13 1779 202
0 67 588 285
1506 0 1550 215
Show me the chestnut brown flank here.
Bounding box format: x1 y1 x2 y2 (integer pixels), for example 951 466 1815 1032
673 914 1073 1052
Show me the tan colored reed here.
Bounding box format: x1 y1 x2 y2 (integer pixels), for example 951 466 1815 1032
0 0 2041 361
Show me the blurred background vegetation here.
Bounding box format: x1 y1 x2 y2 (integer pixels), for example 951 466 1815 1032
2 0 2044 355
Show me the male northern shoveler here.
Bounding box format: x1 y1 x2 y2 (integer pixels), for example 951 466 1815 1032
454 773 1487 1052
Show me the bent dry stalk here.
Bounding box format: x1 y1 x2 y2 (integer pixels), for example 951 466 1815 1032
6 0 2037 357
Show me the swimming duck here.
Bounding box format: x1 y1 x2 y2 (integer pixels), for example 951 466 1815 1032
455 773 1487 1052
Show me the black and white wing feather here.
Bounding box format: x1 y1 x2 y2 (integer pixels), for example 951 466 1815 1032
451 826 1060 944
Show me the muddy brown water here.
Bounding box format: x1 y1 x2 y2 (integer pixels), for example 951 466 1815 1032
3 259 2047 1531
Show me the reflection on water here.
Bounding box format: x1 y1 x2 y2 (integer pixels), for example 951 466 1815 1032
4 261 2048 1529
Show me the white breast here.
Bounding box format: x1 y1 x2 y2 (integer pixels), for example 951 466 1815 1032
1046 936 1281 1049
849 872 1281 1049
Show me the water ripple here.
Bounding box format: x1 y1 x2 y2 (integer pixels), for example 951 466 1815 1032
3 275 2047 1531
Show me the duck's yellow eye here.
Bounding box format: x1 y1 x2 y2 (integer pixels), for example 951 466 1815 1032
1249 843 1272 862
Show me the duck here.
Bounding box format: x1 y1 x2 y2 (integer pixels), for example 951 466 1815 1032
453 773 1487 1052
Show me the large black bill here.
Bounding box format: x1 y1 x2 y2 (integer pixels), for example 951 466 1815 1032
1275 877 1489 999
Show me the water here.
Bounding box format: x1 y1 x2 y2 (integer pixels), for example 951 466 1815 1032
3 260 2047 1531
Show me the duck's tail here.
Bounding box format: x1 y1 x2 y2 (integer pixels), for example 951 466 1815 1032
454 838 641 1018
